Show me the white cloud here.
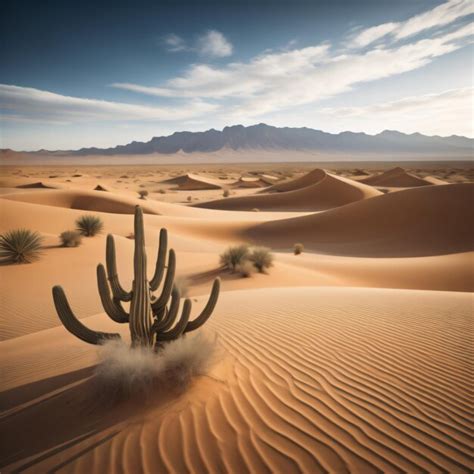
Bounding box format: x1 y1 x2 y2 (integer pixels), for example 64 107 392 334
164 34 187 52
113 21 473 119
196 30 233 57
163 29 233 58
318 87 474 137
349 0 474 48
0 84 218 123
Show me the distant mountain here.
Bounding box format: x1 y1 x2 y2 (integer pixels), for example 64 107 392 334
3 124 473 156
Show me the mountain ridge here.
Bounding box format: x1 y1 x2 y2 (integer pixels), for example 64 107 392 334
2 123 473 156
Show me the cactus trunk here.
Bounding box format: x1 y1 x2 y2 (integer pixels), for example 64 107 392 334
128 207 153 347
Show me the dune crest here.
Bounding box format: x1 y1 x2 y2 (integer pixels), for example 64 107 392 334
360 167 434 187
197 169 381 211
160 173 222 190
246 183 474 257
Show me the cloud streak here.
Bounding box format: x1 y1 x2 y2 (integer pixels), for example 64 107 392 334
163 29 233 57
0 84 218 123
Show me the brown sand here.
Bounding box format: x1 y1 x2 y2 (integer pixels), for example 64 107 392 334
360 166 435 187
0 163 472 472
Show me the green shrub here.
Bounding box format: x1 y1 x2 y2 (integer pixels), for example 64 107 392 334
220 244 250 272
76 214 104 237
0 229 43 263
60 230 82 247
249 247 274 273
294 243 304 255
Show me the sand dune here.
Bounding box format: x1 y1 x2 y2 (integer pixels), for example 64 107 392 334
197 170 381 211
1 287 472 473
246 183 474 256
360 167 433 187
160 173 222 190
264 168 327 193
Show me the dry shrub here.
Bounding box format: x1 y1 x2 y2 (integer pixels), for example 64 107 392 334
223 189 230 197
60 230 82 247
293 243 304 255
220 244 250 271
94 334 217 399
235 260 255 278
249 246 274 273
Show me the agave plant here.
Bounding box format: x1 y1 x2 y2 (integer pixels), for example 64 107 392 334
0 229 43 264
53 206 220 350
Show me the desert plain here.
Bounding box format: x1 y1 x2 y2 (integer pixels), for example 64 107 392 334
0 159 473 473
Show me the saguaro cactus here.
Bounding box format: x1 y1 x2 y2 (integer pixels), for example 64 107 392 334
53 206 220 350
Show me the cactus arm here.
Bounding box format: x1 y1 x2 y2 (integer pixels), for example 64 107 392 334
150 249 176 312
52 286 121 344
97 264 129 323
149 228 167 291
156 299 191 342
184 278 220 333
106 234 132 302
153 286 180 332
129 206 154 347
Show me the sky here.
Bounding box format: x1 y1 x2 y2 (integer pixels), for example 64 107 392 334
1 0 473 150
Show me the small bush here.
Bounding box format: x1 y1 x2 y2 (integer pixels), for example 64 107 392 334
138 189 149 199
76 214 104 237
220 244 250 272
158 189 166 194
294 243 304 255
187 196 192 202
223 189 230 198
0 229 43 264
235 260 254 278
60 230 82 247
249 247 274 273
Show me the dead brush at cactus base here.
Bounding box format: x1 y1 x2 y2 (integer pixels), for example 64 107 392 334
94 333 218 400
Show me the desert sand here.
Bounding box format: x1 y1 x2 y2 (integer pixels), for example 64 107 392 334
1 162 473 473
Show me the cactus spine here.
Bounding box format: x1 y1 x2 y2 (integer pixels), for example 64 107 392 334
52 206 220 350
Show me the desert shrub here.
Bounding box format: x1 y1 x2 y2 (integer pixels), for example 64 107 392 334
138 189 149 199
294 243 304 255
76 214 104 237
158 189 166 194
220 244 250 271
94 334 216 399
235 260 254 278
187 196 192 202
0 229 43 264
223 189 230 198
60 230 82 247
249 247 274 273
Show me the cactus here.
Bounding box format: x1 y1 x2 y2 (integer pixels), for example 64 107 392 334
52 206 220 350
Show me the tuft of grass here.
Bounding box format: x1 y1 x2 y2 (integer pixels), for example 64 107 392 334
293 243 304 255
0 229 43 264
249 246 274 273
60 230 82 247
235 260 255 278
94 334 217 399
138 189 149 199
220 244 250 272
76 214 104 237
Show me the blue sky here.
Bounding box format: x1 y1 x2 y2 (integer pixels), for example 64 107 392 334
1 0 473 150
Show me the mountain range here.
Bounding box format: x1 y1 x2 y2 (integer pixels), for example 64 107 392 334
3 124 473 157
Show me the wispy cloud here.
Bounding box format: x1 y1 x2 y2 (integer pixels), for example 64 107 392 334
0 84 218 123
349 0 473 48
114 17 473 119
163 29 233 57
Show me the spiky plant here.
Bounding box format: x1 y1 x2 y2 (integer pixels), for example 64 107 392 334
219 244 250 272
53 206 220 350
249 247 274 273
0 229 43 264
76 214 104 237
60 230 82 247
